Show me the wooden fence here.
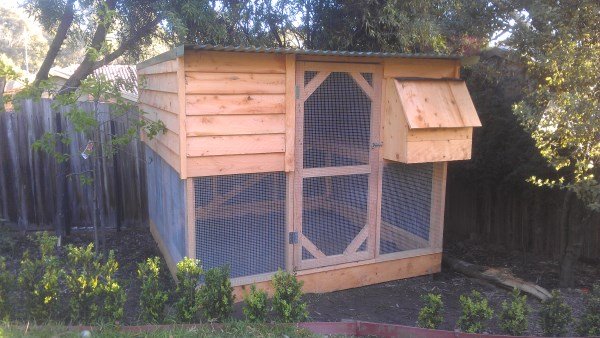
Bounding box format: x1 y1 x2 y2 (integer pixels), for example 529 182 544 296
0 99 147 233
444 167 600 261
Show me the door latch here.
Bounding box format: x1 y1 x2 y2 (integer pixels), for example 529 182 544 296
371 142 383 149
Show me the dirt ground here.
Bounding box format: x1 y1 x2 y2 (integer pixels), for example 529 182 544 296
2 225 598 335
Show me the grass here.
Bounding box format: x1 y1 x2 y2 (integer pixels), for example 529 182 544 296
0 322 320 338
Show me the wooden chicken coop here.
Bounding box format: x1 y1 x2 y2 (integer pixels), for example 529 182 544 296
137 45 481 297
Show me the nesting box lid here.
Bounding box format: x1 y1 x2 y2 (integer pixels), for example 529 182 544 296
393 79 481 129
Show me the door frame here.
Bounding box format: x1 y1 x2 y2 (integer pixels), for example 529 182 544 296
293 61 383 271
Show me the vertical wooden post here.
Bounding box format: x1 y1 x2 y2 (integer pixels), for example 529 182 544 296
186 179 196 259
429 162 447 249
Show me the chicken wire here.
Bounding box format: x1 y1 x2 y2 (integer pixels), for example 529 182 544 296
302 174 369 259
145 145 187 262
379 162 436 255
303 71 372 168
193 172 286 279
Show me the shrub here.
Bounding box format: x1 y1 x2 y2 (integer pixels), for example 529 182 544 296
243 285 269 323
64 243 126 324
200 266 234 322
174 257 203 323
271 269 308 323
576 283 600 337
417 293 444 329
499 288 530 336
0 257 13 320
457 290 494 333
539 290 572 337
18 232 61 321
137 257 169 323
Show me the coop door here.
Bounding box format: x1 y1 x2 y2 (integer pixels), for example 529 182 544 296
293 62 382 270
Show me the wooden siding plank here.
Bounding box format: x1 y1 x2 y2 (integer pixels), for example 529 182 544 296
184 51 286 73
233 253 442 297
407 127 472 142
185 72 286 94
302 61 380 73
284 55 296 172
139 103 180 134
137 59 178 75
138 90 179 113
406 139 472 163
142 134 181 173
186 134 285 156
186 94 285 115
150 129 180 155
139 72 178 94
186 153 285 176
186 114 286 136
383 59 458 79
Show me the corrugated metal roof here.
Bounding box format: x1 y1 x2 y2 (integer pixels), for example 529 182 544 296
183 44 459 60
137 44 459 70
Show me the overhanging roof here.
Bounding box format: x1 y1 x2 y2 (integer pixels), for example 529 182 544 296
137 44 459 70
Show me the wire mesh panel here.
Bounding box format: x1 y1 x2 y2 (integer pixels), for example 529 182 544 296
193 172 286 279
303 72 371 168
145 145 187 262
302 174 369 258
379 162 434 255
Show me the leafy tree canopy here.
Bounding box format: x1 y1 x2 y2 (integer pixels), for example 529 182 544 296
510 0 600 211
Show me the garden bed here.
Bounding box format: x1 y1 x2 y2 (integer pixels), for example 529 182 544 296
0 225 597 336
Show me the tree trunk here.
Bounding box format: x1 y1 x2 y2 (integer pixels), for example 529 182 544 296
34 0 76 84
0 77 6 112
60 0 116 93
558 190 584 287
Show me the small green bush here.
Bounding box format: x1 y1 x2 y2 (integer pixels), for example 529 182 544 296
64 243 126 324
417 293 444 329
457 290 494 333
18 232 61 321
271 269 308 323
174 257 203 323
499 288 530 336
0 257 13 320
137 257 169 323
243 285 269 323
200 266 234 322
539 290 572 337
576 283 600 337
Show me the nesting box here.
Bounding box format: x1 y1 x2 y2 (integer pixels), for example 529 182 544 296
137 45 481 296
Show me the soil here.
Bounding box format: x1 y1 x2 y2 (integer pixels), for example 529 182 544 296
2 225 598 336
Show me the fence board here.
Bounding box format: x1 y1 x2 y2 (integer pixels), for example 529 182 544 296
0 99 147 232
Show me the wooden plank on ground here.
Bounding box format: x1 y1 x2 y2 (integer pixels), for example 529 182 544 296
186 114 286 136
186 94 285 115
186 134 285 156
185 72 286 94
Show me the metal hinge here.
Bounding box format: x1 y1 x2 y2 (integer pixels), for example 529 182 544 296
295 85 300 99
289 232 298 244
371 142 383 148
